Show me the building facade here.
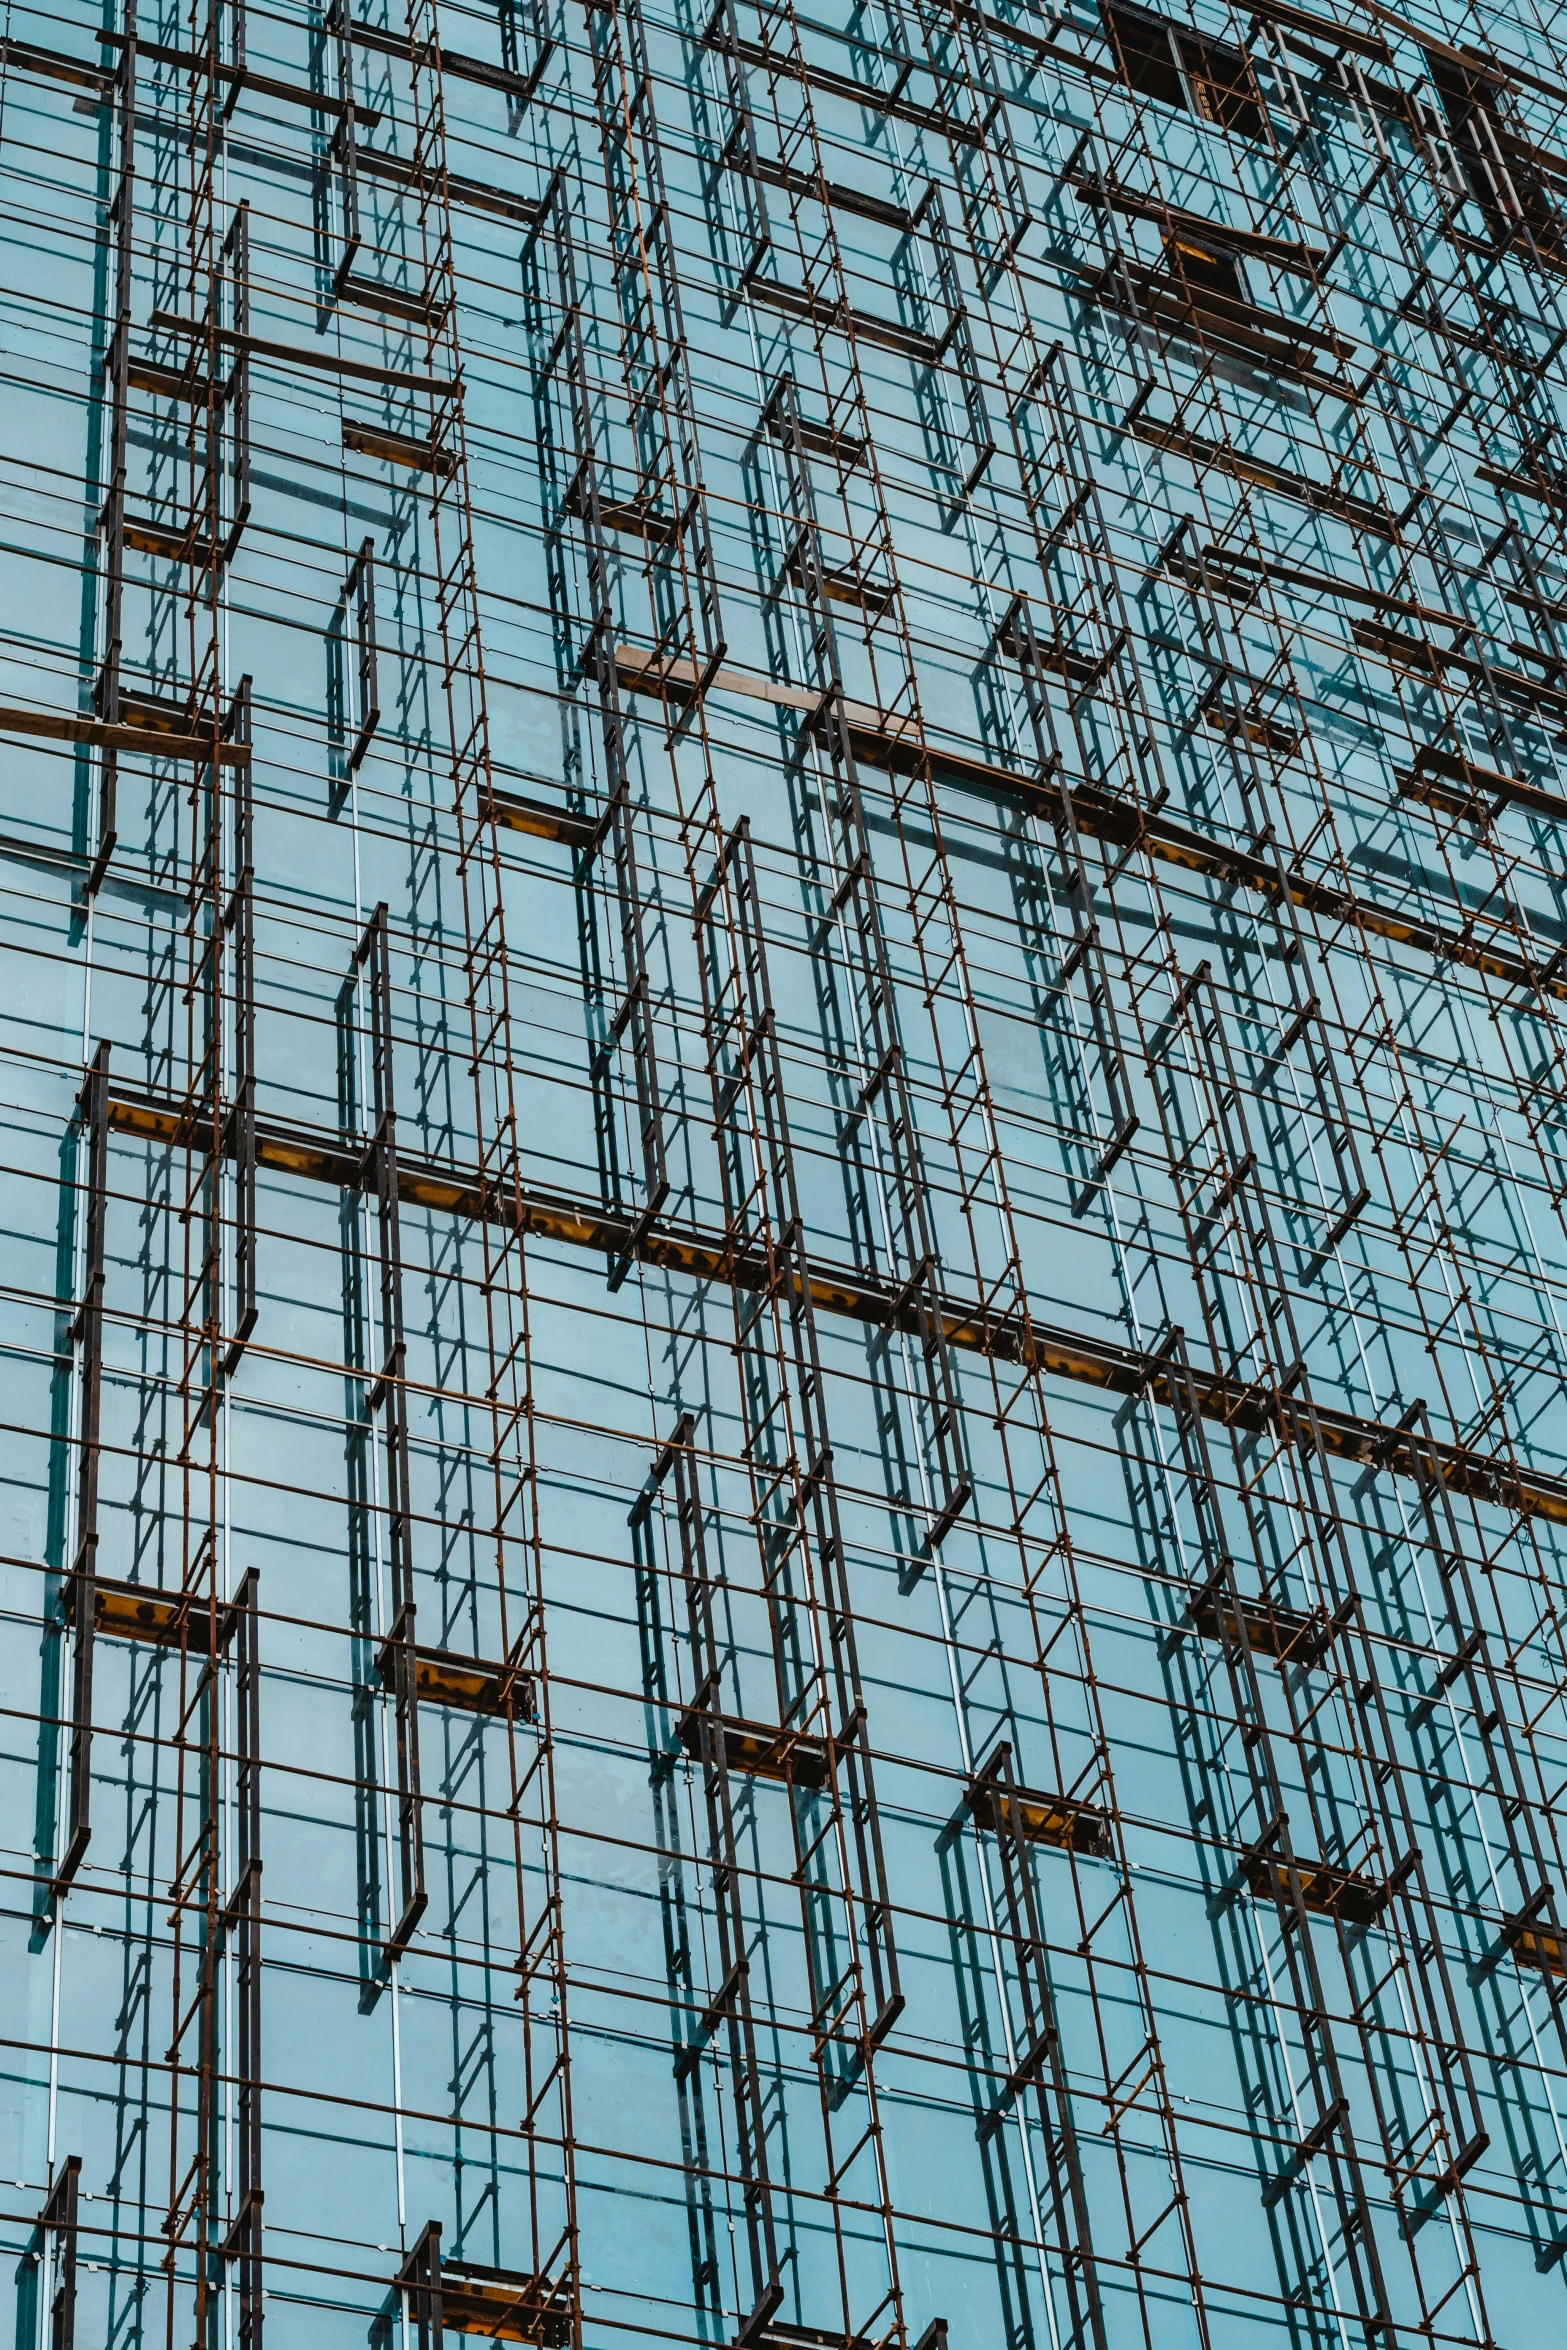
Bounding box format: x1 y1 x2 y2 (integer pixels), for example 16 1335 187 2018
2 0 1567 2344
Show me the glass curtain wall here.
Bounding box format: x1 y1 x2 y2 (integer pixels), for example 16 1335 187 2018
2 0 1567 2346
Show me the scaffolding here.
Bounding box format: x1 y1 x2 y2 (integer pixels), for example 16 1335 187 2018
10 0 1567 2343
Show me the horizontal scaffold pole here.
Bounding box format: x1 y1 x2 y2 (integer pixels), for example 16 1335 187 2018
102 1085 1567 1528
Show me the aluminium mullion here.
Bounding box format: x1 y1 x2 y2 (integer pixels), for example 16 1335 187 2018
639 1419 784 2345
354 903 427 1964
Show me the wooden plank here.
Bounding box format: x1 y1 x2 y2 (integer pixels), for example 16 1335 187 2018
0 702 248 765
